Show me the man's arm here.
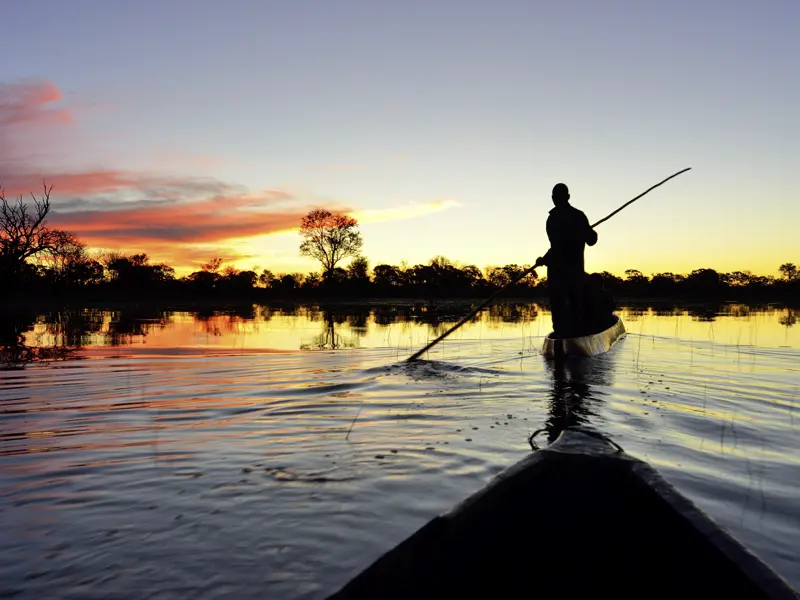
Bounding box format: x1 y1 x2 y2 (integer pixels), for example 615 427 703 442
535 250 550 268
536 214 556 267
584 213 598 246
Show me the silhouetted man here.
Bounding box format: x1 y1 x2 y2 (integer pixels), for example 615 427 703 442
535 183 597 337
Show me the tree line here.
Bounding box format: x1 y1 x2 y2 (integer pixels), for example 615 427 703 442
2 187 798 304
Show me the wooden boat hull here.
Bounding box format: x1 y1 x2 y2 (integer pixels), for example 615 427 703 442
328 428 797 600
542 314 626 358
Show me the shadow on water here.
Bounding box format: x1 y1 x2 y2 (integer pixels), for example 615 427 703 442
540 355 614 444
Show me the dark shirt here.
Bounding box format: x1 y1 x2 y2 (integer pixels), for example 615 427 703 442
542 203 597 287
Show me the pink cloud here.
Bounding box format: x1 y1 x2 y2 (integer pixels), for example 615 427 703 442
0 80 73 128
1 170 135 196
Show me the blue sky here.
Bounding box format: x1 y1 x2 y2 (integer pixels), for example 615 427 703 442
2 0 797 275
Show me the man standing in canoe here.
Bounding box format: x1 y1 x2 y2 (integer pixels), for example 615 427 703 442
534 183 597 337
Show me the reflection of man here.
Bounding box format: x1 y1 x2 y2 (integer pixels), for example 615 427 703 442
535 183 597 337
543 355 609 443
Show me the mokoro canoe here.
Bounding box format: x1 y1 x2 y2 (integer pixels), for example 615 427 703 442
542 314 626 358
328 428 797 600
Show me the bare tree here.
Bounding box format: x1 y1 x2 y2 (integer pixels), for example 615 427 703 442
299 209 363 279
0 182 76 279
36 230 85 272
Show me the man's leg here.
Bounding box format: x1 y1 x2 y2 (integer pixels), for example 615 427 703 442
561 276 586 337
549 290 568 336
568 285 583 336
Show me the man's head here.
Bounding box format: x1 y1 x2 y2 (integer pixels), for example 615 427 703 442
552 183 570 206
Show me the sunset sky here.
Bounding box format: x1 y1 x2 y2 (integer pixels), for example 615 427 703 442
2 1 797 277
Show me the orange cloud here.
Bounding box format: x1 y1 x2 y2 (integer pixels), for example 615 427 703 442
120 242 258 271
50 190 314 245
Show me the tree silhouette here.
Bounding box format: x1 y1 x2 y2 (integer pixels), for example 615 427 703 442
0 183 78 286
299 209 363 279
373 264 406 293
486 266 512 288
779 263 798 282
258 269 275 288
685 268 724 296
106 253 175 290
624 269 647 285
347 255 369 281
346 255 370 293
650 272 683 295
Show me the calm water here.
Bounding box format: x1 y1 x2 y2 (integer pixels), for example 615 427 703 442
1 302 798 598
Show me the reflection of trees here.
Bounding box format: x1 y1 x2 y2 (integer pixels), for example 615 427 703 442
649 302 681 317
373 305 411 326
724 304 751 318
542 356 612 444
346 308 370 333
218 305 258 336
1 305 171 367
104 307 171 345
194 306 222 337
7 302 795 363
1 308 38 368
779 309 796 329
193 304 262 337
485 302 539 325
32 308 105 347
220 304 257 320
300 301 544 345
687 304 719 322
0 308 81 369
623 305 648 321
254 305 274 322
308 312 343 350
301 309 365 350
406 303 479 339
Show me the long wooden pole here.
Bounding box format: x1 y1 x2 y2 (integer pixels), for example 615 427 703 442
588 167 692 229
406 167 692 361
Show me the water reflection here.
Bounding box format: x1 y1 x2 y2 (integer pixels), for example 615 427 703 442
195 304 261 337
779 309 796 328
541 356 612 444
301 309 364 350
2 301 797 367
0 307 81 368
